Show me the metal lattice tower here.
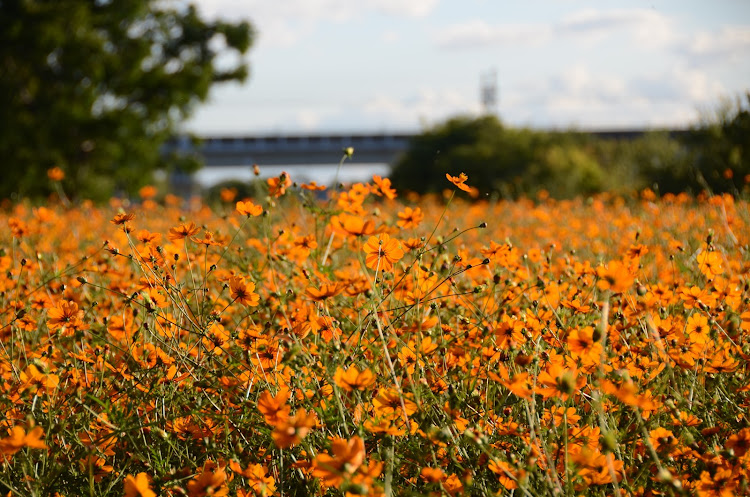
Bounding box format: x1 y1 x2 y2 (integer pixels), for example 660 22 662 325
480 69 498 115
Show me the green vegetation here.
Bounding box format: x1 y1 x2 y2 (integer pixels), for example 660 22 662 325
0 0 253 201
390 93 750 198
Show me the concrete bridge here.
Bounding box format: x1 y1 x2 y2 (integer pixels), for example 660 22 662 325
166 132 414 167
165 128 688 169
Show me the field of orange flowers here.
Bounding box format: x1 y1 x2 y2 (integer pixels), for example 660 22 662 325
1 172 750 496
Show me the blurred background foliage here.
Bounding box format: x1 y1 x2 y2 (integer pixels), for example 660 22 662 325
391 93 750 199
0 0 253 201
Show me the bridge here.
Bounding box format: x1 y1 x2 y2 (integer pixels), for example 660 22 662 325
165 128 688 170
166 133 414 168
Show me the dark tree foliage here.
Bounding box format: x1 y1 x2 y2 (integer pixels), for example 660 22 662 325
389 115 604 198
0 0 253 200
685 92 750 194
390 115 534 197
390 94 750 199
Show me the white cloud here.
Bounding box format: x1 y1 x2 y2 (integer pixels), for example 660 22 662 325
295 109 324 130
193 0 437 47
362 88 481 128
194 0 438 25
631 66 725 103
381 30 400 43
435 20 550 48
504 65 724 128
368 0 437 18
684 26 750 64
436 8 675 49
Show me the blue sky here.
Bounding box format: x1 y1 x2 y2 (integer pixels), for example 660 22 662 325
184 0 750 135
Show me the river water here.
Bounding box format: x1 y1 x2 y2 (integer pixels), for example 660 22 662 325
194 163 392 188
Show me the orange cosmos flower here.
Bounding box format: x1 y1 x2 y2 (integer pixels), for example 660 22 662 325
536 363 581 401
229 276 260 306
300 181 326 191
186 461 228 497
442 474 464 495
138 185 157 200
331 213 375 237
697 466 738 496
334 366 376 392
403 237 423 250
123 472 156 497
0 425 48 456
311 436 366 487
363 233 404 271
697 250 723 277
488 459 520 490
648 426 678 454
725 428 750 457
267 172 292 197
193 230 224 247
135 229 160 244
230 462 276 496
685 312 710 344
372 388 418 418
372 175 397 199
236 200 263 217
503 372 533 399
111 212 136 225
601 379 657 410
446 172 479 197
567 326 602 358
47 300 86 332
305 282 343 301
396 206 424 229
595 259 634 294
544 406 581 428
257 389 291 424
220 187 238 202
47 167 65 181
420 467 445 483
446 172 470 190
272 409 317 448
168 221 200 241
19 365 59 395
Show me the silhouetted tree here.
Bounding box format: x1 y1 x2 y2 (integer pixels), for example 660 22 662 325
0 0 253 200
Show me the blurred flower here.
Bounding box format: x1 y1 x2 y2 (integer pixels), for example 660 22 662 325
372 175 397 199
697 250 723 277
220 187 238 203
186 461 228 497
236 200 262 217
47 167 65 181
257 389 291 425
111 212 136 225
168 221 200 241
331 213 375 237
138 185 157 200
397 206 424 229
268 172 292 197
0 425 48 456
334 366 376 392
312 436 365 487
123 472 156 497
272 409 316 448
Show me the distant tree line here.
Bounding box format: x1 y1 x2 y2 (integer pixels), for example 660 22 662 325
390 93 750 199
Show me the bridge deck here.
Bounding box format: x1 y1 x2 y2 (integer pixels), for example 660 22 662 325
164 129 688 167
